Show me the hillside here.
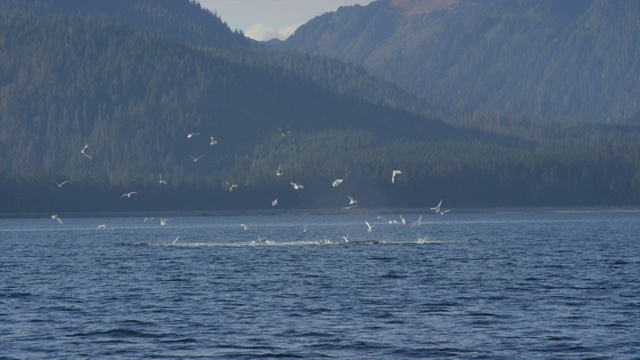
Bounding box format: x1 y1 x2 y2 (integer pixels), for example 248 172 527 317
1 1 639 213
276 0 640 122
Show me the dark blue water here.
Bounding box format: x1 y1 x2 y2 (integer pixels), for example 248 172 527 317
1 209 639 359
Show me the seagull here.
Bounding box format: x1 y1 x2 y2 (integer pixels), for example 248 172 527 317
392 169 402 184
144 217 154 223
303 226 309 233
332 178 343 187
430 199 443 213
240 224 249 231
160 218 170 226
399 214 406 225
189 154 204 162
187 132 200 139
365 221 374 233
271 198 278 207
51 214 63 225
209 136 217 146
290 181 304 190
342 235 349 243
158 174 168 185
347 196 357 205
96 224 107 231
226 181 238 192
410 214 423 227
80 144 92 159
172 236 180 244
121 191 137 198
51 179 69 188
440 209 452 215
276 164 283 177
277 128 292 137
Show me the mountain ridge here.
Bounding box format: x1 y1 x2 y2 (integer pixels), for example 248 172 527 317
276 0 639 122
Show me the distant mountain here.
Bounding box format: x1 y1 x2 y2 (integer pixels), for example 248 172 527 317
275 0 640 122
1 0 638 213
0 0 252 49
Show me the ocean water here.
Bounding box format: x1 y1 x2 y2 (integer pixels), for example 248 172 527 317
1 209 639 359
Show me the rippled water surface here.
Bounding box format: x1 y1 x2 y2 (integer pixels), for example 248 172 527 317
1 210 639 358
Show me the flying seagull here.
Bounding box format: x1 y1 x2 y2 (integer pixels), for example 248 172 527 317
209 136 217 146
189 154 205 162
290 181 304 190
226 181 238 192
332 178 343 187
392 169 402 184
160 217 170 226
158 174 168 185
51 214 63 225
278 128 292 137
347 196 357 205
271 198 278 207
276 164 283 177
172 236 180 245
51 179 69 188
81 144 92 159
121 191 137 198
365 221 374 233
187 132 200 139
96 224 107 231
240 224 249 231
430 199 443 213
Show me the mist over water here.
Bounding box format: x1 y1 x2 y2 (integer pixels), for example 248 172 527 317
1 210 639 358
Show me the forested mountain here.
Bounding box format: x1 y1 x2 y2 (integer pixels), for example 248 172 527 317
0 0 251 49
275 0 640 122
0 1 639 213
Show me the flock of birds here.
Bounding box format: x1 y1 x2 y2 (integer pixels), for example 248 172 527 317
48 128 452 241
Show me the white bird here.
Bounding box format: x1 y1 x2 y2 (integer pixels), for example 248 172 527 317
187 132 200 138
303 226 309 233
271 198 278 207
209 136 217 146
392 169 402 184
80 144 92 159
172 236 180 244
278 127 292 137
410 214 423 227
96 224 107 231
190 154 204 162
276 164 283 177
158 174 168 185
347 196 357 205
440 209 452 215
399 214 406 225
430 199 443 213
160 218 170 226
121 191 137 198
332 178 343 187
290 181 303 190
365 221 374 233
144 217 154 223
51 179 69 188
342 235 349 243
226 181 238 192
240 224 249 231
51 214 63 225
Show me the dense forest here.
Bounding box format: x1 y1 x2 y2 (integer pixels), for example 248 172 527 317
277 0 640 123
0 1 639 213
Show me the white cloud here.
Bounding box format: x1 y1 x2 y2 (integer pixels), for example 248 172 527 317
244 23 301 41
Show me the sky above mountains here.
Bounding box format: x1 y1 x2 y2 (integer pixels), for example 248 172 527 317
199 0 374 41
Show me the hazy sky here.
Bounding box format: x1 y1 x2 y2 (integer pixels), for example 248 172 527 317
198 0 375 41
